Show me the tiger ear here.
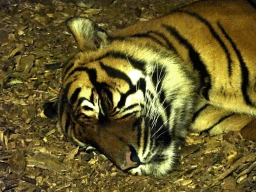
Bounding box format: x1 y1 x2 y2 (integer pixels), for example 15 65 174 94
66 17 109 51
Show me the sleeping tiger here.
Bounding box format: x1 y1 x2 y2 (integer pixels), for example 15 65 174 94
44 0 256 177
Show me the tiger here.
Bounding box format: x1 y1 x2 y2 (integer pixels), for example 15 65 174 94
44 0 256 177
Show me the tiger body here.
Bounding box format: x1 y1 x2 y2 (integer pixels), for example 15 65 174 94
112 0 256 114
45 0 256 177
110 0 256 135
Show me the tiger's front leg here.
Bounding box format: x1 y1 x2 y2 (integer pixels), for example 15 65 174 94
190 104 254 135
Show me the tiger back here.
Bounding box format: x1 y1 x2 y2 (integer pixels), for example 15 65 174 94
44 0 256 177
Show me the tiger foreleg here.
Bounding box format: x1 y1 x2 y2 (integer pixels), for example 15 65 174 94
191 104 254 135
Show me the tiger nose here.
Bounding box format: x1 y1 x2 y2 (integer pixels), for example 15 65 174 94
120 145 140 170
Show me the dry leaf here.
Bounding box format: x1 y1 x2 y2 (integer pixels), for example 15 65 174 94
64 146 79 162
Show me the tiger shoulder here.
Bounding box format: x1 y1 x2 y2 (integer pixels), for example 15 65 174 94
108 0 256 135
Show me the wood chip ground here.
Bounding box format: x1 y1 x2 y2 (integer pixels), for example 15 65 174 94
0 0 255 191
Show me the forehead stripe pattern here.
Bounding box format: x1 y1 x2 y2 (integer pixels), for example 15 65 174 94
99 62 133 88
65 72 147 123
66 59 148 112
98 51 146 72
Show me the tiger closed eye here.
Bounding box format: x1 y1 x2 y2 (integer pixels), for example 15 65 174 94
44 0 256 177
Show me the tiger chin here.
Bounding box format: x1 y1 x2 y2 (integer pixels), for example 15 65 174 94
44 0 256 177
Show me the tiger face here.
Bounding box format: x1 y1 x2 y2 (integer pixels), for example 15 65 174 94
57 21 196 176
44 0 256 177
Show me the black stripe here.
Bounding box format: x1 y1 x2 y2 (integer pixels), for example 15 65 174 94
65 64 142 110
78 97 92 107
130 31 178 53
151 66 165 93
77 112 91 120
98 51 146 72
70 87 81 104
67 62 133 90
217 23 254 107
63 63 74 77
59 82 72 119
66 67 90 80
99 62 133 88
100 62 139 108
122 104 141 113
62 56 76 76
147 90 155 102
154 118 171 147
133 118 142 145
99 87 114 113
117 78 146 109
118 92 132 108
215 23 233 76
191 104 209 122
65 52 146 109
114 32 165 49
137 78 146 97
151 154 167 164
119 112 138 119
149 31 178 53
90 89 95 104
110 107 120 117
142 119 149 154
67 67 107 95
203 113 235 133
247 0 256 9
64 113 71 134
148 125 154 156
162 24 211 100
178 11 232 76
74 123 84 142
171 106 189 138
82 106 93 111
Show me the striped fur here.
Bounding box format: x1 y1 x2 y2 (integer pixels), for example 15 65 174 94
44 0 256 176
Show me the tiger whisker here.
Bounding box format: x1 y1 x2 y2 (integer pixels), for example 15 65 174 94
150 120 169 139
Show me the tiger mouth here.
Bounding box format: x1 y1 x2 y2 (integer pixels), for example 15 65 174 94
126 143 178 177
122 122 178 177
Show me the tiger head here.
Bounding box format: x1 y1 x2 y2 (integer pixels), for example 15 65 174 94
49 17 195 177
